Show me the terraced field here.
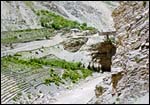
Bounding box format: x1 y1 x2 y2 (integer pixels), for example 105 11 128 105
1 55 46 103
1 70 30 103
1 28 55 44
1 27 104 104
1 53 93 104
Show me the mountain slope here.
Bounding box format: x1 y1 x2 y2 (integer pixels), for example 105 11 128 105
1 1 41 31
1 1 118 31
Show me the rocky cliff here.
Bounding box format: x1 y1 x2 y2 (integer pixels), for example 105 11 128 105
89 1 149 104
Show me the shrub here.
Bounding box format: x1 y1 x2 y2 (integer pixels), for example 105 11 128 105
81 69 92 78
42 58 93 84
2 56 42 69
62 69 82 83
82 23 87 27
44 68 63 86
36 10 96 30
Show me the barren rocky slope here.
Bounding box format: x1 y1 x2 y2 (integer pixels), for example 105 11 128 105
1 1 41 31
89 1 149 104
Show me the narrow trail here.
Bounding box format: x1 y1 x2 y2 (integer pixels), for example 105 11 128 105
50 73 111 104
1 31 91 56
1 33 64 57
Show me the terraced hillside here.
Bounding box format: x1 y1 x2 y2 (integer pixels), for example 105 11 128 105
1 8 111 104
1 1 120 104
1 71 30 103
1 54 94 104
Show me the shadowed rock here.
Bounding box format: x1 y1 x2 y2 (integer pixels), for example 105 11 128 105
89 40 116 72
62 37 88 52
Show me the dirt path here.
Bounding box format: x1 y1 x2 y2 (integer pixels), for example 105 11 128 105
1 33 65 57
49 73 111 104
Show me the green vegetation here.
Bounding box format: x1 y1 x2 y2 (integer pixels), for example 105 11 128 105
30 58 83 70
12 92 22 102
1 10 97 44
27 94 31 99
17 92 22 96
136 30 141 36
103 36 116 44
30 58 92 84
116 97 120 101
81 68 93 79
1 28 54 44
2 56 42 70
36 10 96 31
45 67 92 85
44 68 64 86
12 96 18 101
109 37 116 44
95 85 104 97
14 53 22 57
62 69 82 83
104 38 113 44
2 55 93 86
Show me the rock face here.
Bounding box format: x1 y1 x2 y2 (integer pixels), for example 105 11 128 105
89 39 116 72
90 1 149 104
62 37 88 52
111 71 124 95
95 85 104 98
111 1 149 103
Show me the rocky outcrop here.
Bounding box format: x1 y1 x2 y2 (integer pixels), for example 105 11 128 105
62 37 88 52
89 39 116 72
111 1 149 103
90 1 149 104
111 71 124 95
95 85 104 98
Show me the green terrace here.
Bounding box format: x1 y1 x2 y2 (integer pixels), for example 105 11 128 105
2 55 93 86
1 28 55 44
